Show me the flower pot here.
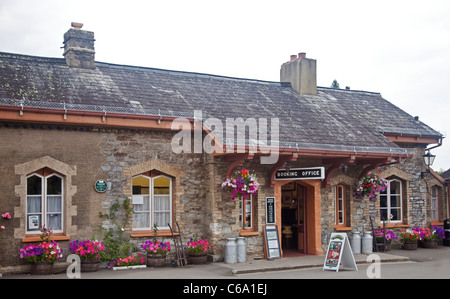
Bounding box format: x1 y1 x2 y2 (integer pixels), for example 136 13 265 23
402 240 418 250
422 239 438 248
146 253 167 267
31 261 53 275
188 252 208 264
81 259 100 272
112 265 146 271
376 240 391 251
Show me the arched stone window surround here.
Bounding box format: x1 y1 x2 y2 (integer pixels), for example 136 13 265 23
123 159 185 236
14 156 77 242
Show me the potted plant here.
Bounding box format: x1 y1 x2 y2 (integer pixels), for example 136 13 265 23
222 168 259 201
109 253 146 270
418 226 445 248
373 229 397 251
186 234 211 264
141 240 171 267
353 172 388 200
399 228 420 250
69 239 105 272
19 227 63 274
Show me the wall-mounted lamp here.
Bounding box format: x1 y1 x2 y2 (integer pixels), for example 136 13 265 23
285 161 291 172
421 150 436 178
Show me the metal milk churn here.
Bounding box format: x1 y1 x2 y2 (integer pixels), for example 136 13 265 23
351 230 361 254
224 238 237 264
236 237 246 263
362 231 373 254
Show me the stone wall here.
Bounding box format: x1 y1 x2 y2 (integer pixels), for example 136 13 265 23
0 124 447 268
0 125 211 268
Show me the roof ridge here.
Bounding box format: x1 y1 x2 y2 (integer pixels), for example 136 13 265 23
317 85 381 95
0 51 65 64
95 60 288 86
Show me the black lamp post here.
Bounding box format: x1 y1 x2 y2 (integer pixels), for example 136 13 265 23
421 150 436 178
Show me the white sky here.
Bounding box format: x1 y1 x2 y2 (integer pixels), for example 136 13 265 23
1 0 449 171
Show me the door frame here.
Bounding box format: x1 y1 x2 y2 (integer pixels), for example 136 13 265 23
274 179 323 256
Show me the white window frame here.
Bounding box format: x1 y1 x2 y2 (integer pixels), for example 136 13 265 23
431 186 438 221
239 194 253 230
26 173 64 234
335 185 345 225
152 175 172 230
132 174 172 231
132 175 151 230
380 179 402 223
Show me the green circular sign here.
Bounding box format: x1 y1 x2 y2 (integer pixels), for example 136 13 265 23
94 179 108 193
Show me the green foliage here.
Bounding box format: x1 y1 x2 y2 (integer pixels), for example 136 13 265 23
96 198 137 262
331 79 340 89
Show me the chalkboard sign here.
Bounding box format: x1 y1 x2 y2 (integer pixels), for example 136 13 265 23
266 197 276 224
263 225 281 259
323 232 357 272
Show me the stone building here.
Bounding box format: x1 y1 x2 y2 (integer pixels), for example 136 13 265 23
0 23 447 271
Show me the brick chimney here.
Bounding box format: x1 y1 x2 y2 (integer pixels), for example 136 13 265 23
280 52 317 95
63 22 95 69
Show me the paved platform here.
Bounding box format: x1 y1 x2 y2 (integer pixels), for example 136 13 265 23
220 250 410 275
3 246 449 279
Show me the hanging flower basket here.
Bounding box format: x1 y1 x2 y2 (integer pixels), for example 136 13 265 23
222 168 259 201
353 172 388 200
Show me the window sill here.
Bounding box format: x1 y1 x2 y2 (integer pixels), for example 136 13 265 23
131 230 178 238
22 234 70 243
239 230 259 236
334 226 352 232
431 220 443 226
378 223 410 229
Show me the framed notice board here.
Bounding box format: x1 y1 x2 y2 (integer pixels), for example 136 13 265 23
263 225 281 259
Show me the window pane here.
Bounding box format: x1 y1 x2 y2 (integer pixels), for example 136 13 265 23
390 181 401 195
47 176 62 195
380 208 388 221
27 195 42 213
27 175 42 195
47 214 62 230
390 195 401 208
380 194 387 208
390 208 401 221
132 176 150 195
133 212 150 229
132 176 151 229
47 195 62 212
154 176 170 194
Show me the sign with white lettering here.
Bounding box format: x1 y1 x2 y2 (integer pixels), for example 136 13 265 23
266 197 276 224
94 179 108 193
275 167 325 180
323 232 357 272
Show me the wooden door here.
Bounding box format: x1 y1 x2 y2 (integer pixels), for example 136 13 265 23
297 185 307 253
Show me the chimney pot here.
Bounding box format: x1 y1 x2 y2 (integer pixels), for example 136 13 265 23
290 55 297 61
298 52 306 59
71 22 84 30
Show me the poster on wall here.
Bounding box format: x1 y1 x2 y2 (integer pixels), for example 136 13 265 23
323 232 357 272
28 215 40 230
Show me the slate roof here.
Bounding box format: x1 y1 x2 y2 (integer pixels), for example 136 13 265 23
0 51 442 155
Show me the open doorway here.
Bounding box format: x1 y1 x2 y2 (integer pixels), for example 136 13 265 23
281 182 307 256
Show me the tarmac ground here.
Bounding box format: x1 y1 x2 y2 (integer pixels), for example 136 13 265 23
3 245 449 279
